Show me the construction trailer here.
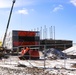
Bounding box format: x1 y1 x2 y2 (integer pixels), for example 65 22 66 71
4 30 40 52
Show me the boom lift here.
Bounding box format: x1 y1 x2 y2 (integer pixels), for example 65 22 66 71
0 0 16 58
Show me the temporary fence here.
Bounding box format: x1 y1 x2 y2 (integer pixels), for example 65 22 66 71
1 44 76 75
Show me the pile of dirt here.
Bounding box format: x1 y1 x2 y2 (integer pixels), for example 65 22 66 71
71 63 76 68
0 66 75 75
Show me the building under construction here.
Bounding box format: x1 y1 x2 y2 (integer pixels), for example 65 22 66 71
40 39 72 51
4 30 72 52
4 30 40 51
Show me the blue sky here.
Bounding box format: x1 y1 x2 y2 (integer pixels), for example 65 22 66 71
0 0 76 43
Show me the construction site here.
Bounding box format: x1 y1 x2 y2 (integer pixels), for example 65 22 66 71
0 0 76 75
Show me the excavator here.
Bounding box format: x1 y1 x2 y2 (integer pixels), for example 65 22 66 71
0 0 16 58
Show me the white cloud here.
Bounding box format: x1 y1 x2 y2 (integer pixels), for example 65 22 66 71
70 0 76 6
53 5 63 12
0 0 12 8
16 8 35 15
17 9 28 15
0 0 35 8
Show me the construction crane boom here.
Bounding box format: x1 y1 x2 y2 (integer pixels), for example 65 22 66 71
2 0 16 47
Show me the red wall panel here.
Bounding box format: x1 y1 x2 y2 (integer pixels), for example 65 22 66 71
18 31 36 36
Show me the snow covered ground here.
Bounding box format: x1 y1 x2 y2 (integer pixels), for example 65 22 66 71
0 56 76 75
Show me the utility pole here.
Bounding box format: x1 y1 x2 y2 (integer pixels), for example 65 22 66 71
2 0 16 47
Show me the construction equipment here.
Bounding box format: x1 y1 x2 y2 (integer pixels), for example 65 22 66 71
2 0 16 47
0 0 16 58
19 47 40 60
0 41 2 47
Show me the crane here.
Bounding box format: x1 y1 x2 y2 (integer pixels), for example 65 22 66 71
2 0 16 47
0 0 16 58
